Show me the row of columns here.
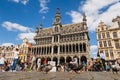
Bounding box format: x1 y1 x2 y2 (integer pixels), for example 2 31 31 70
32 43 87 55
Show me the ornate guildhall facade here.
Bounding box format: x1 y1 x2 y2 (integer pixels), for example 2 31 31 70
32 8 90 65
96 16 120 61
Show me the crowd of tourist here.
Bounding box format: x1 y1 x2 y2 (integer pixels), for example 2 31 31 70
0 48 120 74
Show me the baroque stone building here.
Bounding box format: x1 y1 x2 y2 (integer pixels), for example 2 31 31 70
0 45 19 62
32 8 90 65
19 38 31 62
96 16 120 61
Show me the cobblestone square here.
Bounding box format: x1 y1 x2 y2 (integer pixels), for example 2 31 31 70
0 72 120 80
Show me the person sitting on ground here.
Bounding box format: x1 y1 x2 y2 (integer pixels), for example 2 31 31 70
87 58 93 71
105 62 111 72
111 59 120 74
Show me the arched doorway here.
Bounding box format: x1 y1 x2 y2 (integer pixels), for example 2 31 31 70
53 57 58 66
73 55 79 64
66 56 72 63
59 56 65 65
80 55 87 65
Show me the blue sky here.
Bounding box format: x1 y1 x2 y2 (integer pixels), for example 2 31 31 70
0 0 120 57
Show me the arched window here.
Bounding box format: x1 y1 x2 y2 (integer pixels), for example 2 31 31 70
83 43 86 52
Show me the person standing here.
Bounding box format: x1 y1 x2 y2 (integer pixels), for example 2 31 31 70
44 58 47 65
37 58 41 71
12 48 19 72
30 54 36 71
0 54 6 72
99 52 106 71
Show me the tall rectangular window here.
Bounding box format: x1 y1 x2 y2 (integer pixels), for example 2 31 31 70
98 34 101 39
110 50 114 60
105 50 109 57
102 33 105 38
103 41 107 47
106 32 110 38
54 36 58 42
108 40 112 47
113 32 117 38
114 40 120 49
99 42 102 47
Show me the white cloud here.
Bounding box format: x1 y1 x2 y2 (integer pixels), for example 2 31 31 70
10 0 19 3
17 32 36 43
90 45 98 57
67 0 120 31
2 21 35 44
21 0 29 5
0 43 14 46
39 0 50 13
2 21 33 32
66 11 82 23
9 0 29 5
81 0 118 15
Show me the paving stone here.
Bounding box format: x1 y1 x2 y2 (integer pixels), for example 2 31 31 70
0 72 120 80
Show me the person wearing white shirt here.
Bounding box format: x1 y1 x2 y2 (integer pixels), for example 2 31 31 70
12 48 19 71
30 54 36 70
37 58 41 71
0 54 6 72
100 53 105 59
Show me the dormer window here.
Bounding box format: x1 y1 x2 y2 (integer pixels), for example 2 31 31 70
101 27 104 30
55 27 58 32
